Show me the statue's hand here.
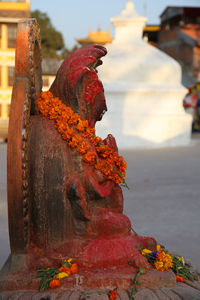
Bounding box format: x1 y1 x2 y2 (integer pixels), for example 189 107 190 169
67 178 90 220
103 134 118 153
133 251 153 269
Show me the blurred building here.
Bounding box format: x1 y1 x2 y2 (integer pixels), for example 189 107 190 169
158 6 200 87
77 26 113 46
0 0 30 140
42 58 62 91
143 25 160 47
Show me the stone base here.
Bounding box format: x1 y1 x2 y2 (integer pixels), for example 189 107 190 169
0 267 176 291
1 260 200 299
1 281 200 299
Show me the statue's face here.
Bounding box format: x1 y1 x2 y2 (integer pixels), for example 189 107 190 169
50 45 108 127
80 69 107 127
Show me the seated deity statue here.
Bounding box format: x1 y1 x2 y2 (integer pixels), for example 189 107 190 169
6 20 156 273
26 44 155 269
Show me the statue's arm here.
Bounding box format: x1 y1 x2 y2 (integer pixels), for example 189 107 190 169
67 177 90 220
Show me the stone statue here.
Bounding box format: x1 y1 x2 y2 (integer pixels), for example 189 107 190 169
1 19 177 292
27 41 156 269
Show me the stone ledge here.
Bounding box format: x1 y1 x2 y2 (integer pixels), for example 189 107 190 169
0 268 176 291
1 281 200 299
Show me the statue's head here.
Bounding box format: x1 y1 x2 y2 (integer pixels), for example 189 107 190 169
50 45 107 127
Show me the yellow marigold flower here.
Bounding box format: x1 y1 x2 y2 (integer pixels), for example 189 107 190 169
155 261 165 271
56 272 69 279
156 244 162 252
142 248 152 256
63 258 72 265
178 256 185 265
164 260 173 269
155 251 173 271
178 257 182 261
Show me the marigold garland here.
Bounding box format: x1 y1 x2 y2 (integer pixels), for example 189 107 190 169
128 244 199 298
141 244 173 271
141 244 198 281
32 259 78 291
36 91 128 186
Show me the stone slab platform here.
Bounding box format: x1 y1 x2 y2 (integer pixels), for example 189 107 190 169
1 280 200 300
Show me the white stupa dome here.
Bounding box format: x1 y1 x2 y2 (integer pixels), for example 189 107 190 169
96 0 191 149
99 0 183 90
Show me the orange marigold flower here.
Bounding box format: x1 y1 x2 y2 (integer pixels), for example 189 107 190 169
155 251 173 271
76 119 88 132
83 127 95 139
60 106 74 121
92 136 102 146
58 266 64 272
95 160 113 176
77 141 90 154
68 135 83 148
83 151 96 164
96 144 108 152
58 266 71 275
68 113 79 125
70 263 78 274
49 279 60 289
109 290 118 300
113 175 123 184
64 266 71 275
61 125 75 141
45 91 53 98
55 119 66 132
154 261 165 271
82 119 89 128
176 275 185 283
64 266 72 275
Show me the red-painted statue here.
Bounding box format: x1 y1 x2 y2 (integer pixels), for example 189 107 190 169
27 42 157 269
25 35 156 272
1 19 179 294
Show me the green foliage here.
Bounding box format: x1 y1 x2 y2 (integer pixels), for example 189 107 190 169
129 267 146 299
33 267 59 291
61 45 79 59
172 256 197 281
31 10 65 58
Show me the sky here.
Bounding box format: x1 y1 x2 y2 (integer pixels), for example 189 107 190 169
31 0 200 49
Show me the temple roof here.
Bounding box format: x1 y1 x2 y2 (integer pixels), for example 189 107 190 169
143 25 160 32
77 26 113 46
